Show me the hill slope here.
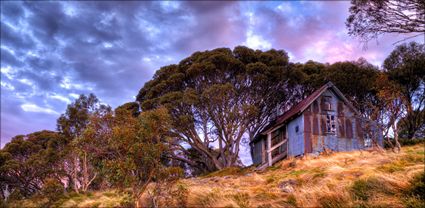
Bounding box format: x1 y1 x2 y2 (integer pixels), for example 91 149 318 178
6 144 424 207
145 144 424 207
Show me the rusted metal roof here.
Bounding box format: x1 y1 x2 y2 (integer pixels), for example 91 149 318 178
257 81 360 137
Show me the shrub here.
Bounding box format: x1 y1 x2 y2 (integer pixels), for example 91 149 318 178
384 138 424 149
41 179 64 201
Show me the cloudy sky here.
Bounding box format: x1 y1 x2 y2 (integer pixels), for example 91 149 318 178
1 1 423 163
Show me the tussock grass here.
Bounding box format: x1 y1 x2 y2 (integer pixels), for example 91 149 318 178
160 143 425 207
7 190 132 208
8 144 424 207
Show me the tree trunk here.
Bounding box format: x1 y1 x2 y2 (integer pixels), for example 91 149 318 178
73 154 79 193
392 122 401 153
83 151 88 192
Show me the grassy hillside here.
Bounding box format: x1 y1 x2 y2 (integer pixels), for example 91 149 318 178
141 143 424 207
5 144 424 208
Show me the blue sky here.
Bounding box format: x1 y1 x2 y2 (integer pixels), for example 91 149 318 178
1 1 423 163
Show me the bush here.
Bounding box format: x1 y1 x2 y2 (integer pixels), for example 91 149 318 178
384 138 424 149
41 178 64 202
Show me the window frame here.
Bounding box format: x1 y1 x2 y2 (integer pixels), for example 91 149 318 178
326 114 336 134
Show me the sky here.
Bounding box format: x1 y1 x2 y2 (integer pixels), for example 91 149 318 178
1 1 423 164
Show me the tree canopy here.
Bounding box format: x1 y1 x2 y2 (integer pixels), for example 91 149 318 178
137 46 297 171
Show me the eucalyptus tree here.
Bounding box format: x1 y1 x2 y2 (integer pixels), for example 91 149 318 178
56 94 111 193
137 46 294 171
384 42 425 139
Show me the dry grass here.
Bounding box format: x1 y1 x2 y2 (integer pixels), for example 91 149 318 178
142 144 424 207
6 190 132 208
7 144 423 207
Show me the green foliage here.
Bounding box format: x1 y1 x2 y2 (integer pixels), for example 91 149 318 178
399 138 424 146
0 131 65 198
137 46 292 171
41 178 64 202
326 59 380 116
385 42 425 139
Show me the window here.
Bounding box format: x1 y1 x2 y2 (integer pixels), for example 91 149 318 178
295 126 299 133
326 114 336 134
364 133 372 148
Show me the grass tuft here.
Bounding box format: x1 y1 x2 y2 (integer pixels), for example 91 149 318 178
318 193 349 208
232 192 250 208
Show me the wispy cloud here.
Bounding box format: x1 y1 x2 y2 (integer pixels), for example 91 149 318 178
21 103 59 115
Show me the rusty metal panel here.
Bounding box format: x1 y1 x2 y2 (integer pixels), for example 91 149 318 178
313 100 320 113
304 132 312 153
338 117 345 137
311 135 319 152
320 116 327 135
320 96 326 111
337 101 344 117
304 113 312 153
346 119 353 138
304 113 311 133
356 118 362 139
312 114 319 135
